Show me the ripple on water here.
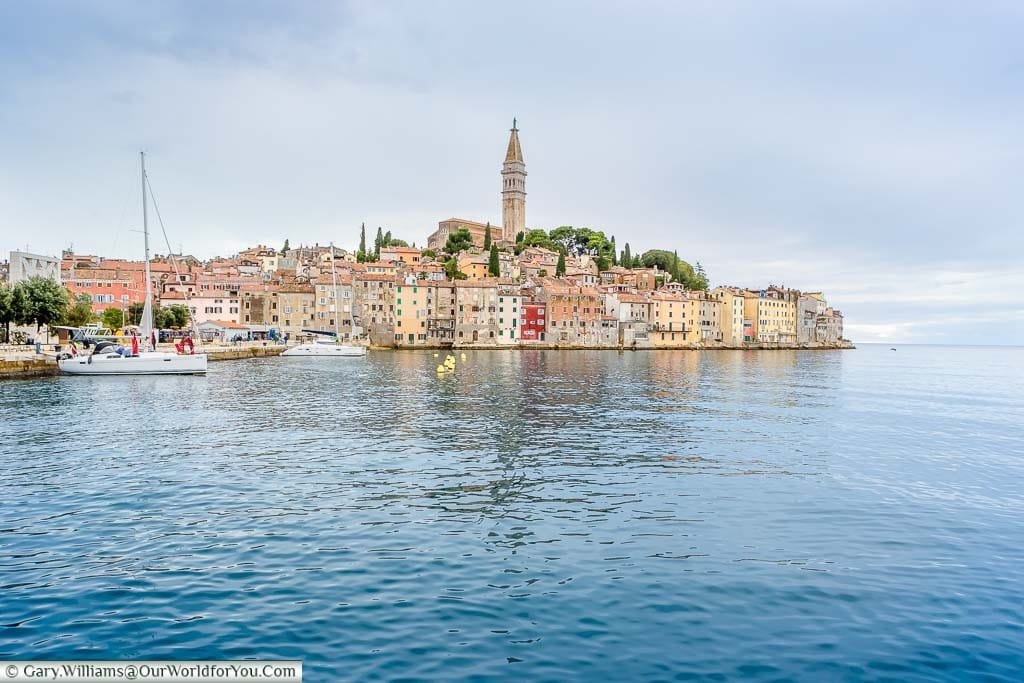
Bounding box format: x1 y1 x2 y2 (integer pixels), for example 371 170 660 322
1 347 1023 679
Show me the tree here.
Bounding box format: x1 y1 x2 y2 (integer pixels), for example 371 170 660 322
374 226 384 260
692 262 709 291
0 284 13 342
641 249 675 272
9 284 28 339
556 251 566 277
387 238 409 248
622 243 632 268
483 223 492 251
101 307 124 330
281 238 290 255
357 223 367 263
515 231 524 244
65 293 94 327
444 257 467 280
165 304 190 329
443 228 474 256
128 301 146 326
421 248 437 259
488 243 500 277
610 236 617 265
670 250 681 283
521 229 554 251
596 254 610 272
18 277 68 334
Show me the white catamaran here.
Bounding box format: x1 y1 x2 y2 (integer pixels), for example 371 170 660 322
58 152 207 376
282 243 367 358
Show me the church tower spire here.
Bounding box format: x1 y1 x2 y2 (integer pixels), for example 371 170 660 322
501 118 526 243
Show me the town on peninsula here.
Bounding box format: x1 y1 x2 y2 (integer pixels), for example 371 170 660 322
0 121 849 369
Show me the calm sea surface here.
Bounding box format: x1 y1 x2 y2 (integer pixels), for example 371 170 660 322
1 346 1022 681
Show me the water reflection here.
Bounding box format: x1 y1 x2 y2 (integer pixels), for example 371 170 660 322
1 346 1022 681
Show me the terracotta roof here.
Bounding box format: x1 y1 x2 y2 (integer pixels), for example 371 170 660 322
202 320 248 329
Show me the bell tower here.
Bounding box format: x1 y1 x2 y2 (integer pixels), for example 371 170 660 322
501 118 526 243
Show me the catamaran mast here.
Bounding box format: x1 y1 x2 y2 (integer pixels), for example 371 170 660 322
330 243 341 342
141 151 154 344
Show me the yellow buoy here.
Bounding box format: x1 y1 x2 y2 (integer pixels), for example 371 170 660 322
436 365 445 373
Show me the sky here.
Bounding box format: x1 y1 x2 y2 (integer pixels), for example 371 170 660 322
1 1 1022 345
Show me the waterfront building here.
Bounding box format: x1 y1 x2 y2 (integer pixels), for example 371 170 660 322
540 278 602 345
650 290 687 346
394 278 431 346
352 273 396 345
519 301 547 342
197 319 250 342
711 287 747 346
181 290 241 326
797 292 826 344
755 287 797 343
698 296 724 342
313 273 356 338
425 281 457 346
817 307 844 343
501 119 526 243
276 283 316 340
454 278 504 344
496 283 521 344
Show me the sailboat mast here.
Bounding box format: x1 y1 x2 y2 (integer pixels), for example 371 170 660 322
330 243 340 341
141 151 153 337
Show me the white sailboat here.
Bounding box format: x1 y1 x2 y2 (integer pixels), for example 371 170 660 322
282 243 367 358
59 153 208 376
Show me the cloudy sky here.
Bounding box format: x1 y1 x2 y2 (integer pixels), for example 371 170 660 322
2 1 1021 344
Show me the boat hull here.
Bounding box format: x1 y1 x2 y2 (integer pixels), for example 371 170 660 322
281 344 367 357
58 352 208 375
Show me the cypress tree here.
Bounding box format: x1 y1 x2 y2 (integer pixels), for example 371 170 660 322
610 236 617 265
556 251 566 277
622 243 632 268
357 223 367 262
483 223 492 251
374 226 384 260
488 243 500 277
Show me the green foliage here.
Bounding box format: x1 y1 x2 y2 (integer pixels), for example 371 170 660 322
15 277 68 332
387 238 409 248
640 249 675 272
692 262 709 291
515 231 524 244
595 254 610 272
0 284 14 342
127 301 146 326
281 238 290 255
610 236 617 265
621 243 631 268
483 223 492 251
101 307 124 330
65 293 94 327
488 243 500 277
556 252 566 277
420 248 437 259
444 257 467 280
374 226 384 260
357 223 367 263
165 304 190 329
521 229 554 251
443 228 475 256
